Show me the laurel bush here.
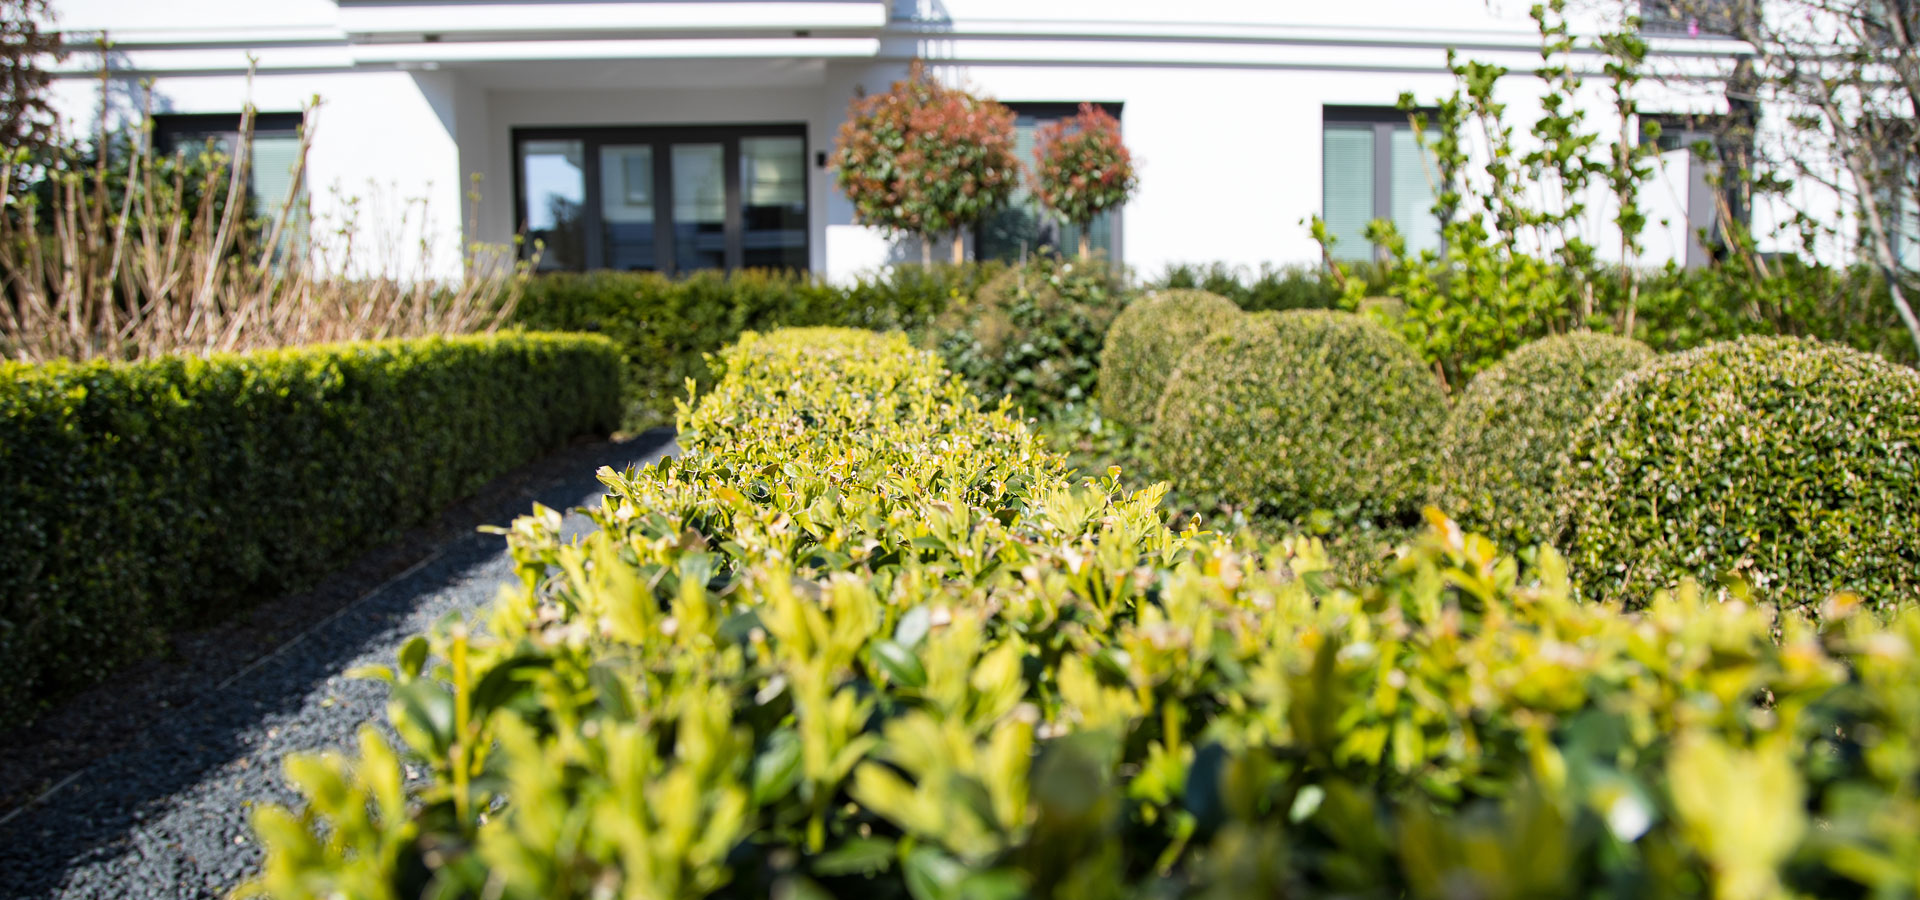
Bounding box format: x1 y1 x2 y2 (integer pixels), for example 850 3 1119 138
927 250 1127 415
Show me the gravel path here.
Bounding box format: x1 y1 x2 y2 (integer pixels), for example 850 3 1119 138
0 433 676 900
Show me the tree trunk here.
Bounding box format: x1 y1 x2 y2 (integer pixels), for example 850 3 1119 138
951 231 965 265
920 236 931 267
1827 97 1920 361
1078 231 1090 261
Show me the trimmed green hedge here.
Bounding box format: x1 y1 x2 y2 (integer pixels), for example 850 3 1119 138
512 265 998 429
0 332 621 718
1096 288 1242 428
248 326 1920 899
1556 335 1920 611
1149 309 1446 528
1437 332 1654 548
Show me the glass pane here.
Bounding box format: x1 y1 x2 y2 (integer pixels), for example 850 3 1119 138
250 132 309 255
600 144 657 271
978 113 1121 263
1389 128 1440 257
672 142 726 271
520 139 586 271
740 136 806 269
1322 126 1375 262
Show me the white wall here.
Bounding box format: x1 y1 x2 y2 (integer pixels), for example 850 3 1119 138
44 0 1823 281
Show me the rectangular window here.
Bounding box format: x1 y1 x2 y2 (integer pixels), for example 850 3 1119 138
976 102 1123 264
1321 107 1440 262
152 112 309 250
512 124 808 275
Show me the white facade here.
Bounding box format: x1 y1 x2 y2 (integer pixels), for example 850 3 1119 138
44 0 1778 281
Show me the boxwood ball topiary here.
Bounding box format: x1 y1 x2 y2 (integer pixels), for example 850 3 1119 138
1096 288 1242 428
1555 335 1920 610
1438 332 1654 547
1150 309 1446 525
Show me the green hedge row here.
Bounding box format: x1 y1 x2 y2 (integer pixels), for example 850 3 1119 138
0 333 622 719
245 326 1920 898
511 265 999 429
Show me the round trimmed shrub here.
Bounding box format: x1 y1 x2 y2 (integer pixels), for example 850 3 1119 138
1150 309 1446 526
1096 288 1242 428
1556 335 1920 610
1437 332 1654 547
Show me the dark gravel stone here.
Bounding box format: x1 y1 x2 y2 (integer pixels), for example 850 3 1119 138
0 431 676 900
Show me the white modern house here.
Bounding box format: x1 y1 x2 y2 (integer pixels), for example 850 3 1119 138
43 0 1789 282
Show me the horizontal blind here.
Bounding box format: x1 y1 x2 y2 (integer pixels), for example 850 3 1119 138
1389 127 1440 257
1322 125 1375 262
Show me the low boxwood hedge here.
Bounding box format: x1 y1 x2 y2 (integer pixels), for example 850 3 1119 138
512 265 997 429
0 332 621 719
1437 331 1654 547
1556 335 1920 610
1095 288 1242 428
1148 309 1446 528
246 326 1920 899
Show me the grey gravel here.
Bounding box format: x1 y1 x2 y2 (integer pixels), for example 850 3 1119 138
0 433 675 900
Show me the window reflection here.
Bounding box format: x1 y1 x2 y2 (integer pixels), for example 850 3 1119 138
520 139 586 271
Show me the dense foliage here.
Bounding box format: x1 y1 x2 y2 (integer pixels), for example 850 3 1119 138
0 332 622 719
1556 335 1920 612
248 326 1920 899
926 251 1128 415
1030 104 1137 257
1095 288 1241 428
513 265 999 429
1437 332 1654 548
1150 310 1445 529
831 62 1020 261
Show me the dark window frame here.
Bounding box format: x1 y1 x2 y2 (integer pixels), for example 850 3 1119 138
1321 105 1441 262
974 101 1126 265
510 123 810 275
151 112 306 155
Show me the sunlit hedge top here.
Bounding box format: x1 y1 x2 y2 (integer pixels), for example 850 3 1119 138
1438 331 1654 548
1556 335 1920 611
250 326 1920 900
831 62 1019 239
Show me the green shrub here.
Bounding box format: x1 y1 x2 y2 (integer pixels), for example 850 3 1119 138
1556 335 1920 610
1095 288 1241 428
511 264 998 429
927 249 1129 415
1149 309 1446 527
0 332 621 719
248 326 1920 899
1438 332 1654 547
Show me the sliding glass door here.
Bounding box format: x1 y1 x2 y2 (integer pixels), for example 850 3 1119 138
514 125 809 275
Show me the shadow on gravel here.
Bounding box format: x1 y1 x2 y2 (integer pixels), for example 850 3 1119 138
0 429 674 899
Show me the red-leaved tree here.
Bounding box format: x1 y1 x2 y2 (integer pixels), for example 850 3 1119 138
1032 103 1138 260
832 61 1019 265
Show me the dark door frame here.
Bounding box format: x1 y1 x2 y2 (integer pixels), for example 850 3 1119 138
510 122 810 275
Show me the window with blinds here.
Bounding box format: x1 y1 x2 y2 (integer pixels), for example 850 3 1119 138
1321 107 1441 262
